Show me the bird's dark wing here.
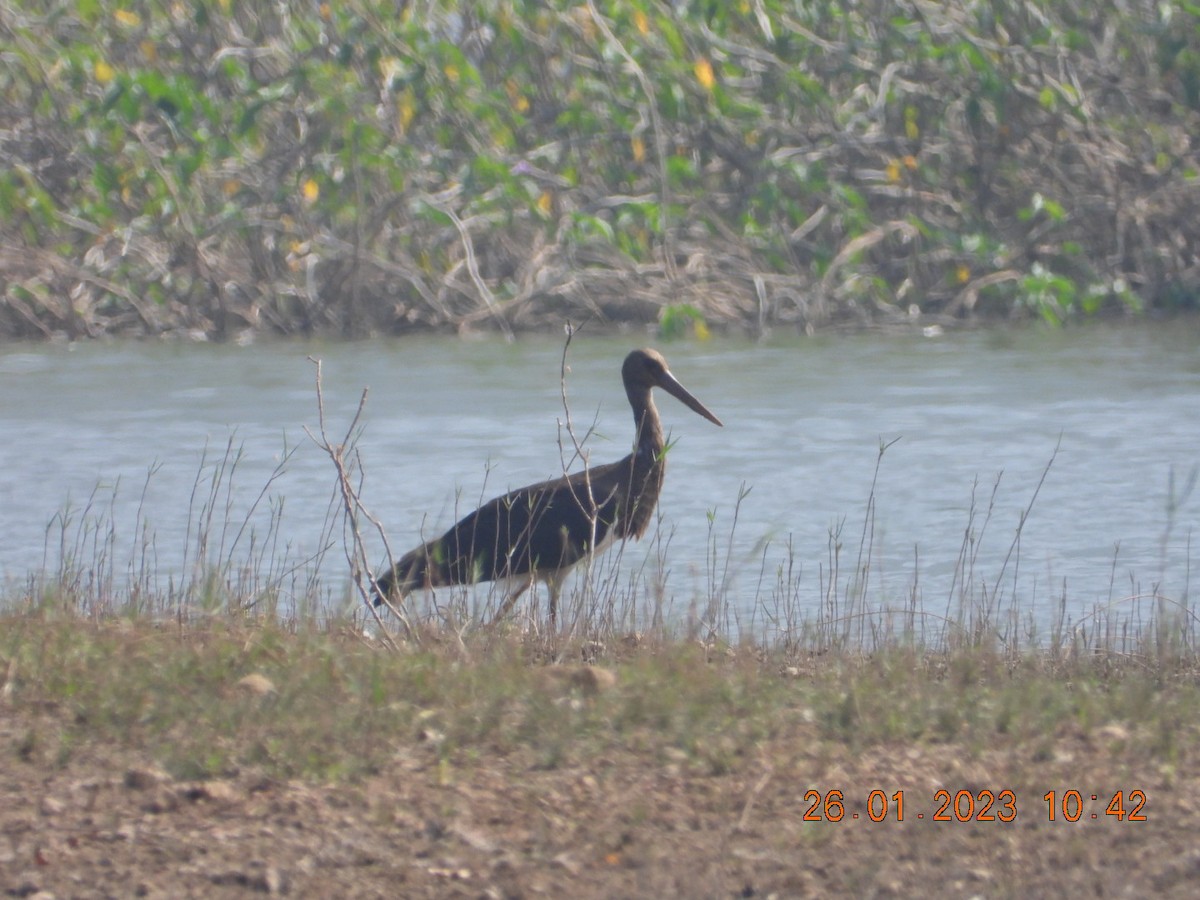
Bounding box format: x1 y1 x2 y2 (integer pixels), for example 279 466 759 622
374 460 631 604
437 468 624 582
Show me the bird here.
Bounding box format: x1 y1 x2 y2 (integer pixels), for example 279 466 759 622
373 348 722 626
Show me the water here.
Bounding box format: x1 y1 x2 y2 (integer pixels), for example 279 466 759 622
1 325 1197 635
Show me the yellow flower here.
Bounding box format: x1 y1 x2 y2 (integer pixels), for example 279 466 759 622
694 58 715 92
94 60 115 84
114 9 141 27
505 79 529 114
397 88 416 132
536 191 553 216
886 160 902 184
631 135 646 164
634 11 649 35
302 179 320 204
956 265 971 284
574 5 597 41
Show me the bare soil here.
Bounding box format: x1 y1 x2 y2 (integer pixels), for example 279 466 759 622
2 708 1195 898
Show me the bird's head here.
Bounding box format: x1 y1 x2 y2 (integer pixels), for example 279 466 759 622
623 348 723 426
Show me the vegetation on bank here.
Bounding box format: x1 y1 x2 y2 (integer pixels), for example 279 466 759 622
3 0 1200 340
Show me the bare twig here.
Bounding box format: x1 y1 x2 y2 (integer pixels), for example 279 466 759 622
420 198 515 340
304 357 410 649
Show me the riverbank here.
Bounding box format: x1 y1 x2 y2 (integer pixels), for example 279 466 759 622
4 1 1200 341
1 611 1197 896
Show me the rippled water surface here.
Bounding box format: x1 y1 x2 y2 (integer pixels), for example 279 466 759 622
2 324 1197 633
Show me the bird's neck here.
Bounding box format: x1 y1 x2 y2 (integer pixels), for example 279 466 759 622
630 391 664 462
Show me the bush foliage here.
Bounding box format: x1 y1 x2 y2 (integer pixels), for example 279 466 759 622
2 0 1200 339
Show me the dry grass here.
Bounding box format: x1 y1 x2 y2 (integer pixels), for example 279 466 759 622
3 610 1200 896
3 599 1198 785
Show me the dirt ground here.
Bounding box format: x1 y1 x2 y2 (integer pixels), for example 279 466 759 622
1 708 1195 899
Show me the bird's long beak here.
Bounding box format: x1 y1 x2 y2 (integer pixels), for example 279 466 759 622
658 370 723 427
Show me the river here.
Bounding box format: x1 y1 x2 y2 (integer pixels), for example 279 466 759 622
2 324 1197 644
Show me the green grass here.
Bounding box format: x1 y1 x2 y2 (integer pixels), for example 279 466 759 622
4 609 1198 784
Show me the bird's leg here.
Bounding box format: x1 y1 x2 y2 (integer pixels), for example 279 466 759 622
546 570 567 632
490 577 533 626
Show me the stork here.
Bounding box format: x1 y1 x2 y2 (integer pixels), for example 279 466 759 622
373 348 722 626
